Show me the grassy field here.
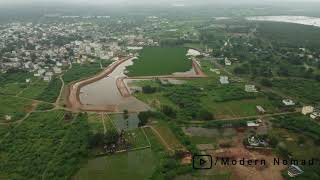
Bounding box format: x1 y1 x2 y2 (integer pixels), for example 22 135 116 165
63 62 104 84
0 111 90 179
0 95 33 122
257 21 320 48
19 79 49 99
268 127 320 179
18 78 62 103
0 83 27 95
126 47 192 76
271 79 320 104
126 128 150 149
131 79 277 119
76 148 156 180
202 97 277 119
0 71 34 95
87 113 105 134
151 121 184 150
110 113 140 131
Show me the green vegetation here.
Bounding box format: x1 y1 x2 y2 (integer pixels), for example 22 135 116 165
76 148 156 180
19 77 62 103
0 111 90 179
126 47 192 76
270 115 320 179
271 114 320 139
271 79 320 104
125 128 150 149
257 22 320 48
133 80 278 120
0 95 32 122
35 102 55 111
19 80 49 99
151 121 185 150
63 62 102 84
37 77 62 103
0 71 33 95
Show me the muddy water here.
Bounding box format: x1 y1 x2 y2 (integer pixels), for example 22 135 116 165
79 58 150 112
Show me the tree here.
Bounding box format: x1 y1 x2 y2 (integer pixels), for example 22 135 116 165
260 78 273 87
123 109 129 119
138 111 152 127
161 105 176 118
198 109 214 120
89 133 104 148
142 85 157 94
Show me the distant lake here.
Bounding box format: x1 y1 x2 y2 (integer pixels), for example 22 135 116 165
246 16 320 28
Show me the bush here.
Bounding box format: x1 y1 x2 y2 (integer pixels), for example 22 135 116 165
198 109 214 120
161 105 177 118
36 103 55 111
142 85 157 94
260 78 273 87
138 111 153 126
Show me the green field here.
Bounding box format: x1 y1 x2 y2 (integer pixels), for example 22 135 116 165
132 79 278 120
0 71 34 95
126 47 192 76
151 121 184 150
0 111 90 179
76 148 156 180
110 113 140 131
19 80 49 99
63 62 104 84
0 95 33 122
257 21 320 48
126 128 150 149
271 79 320 104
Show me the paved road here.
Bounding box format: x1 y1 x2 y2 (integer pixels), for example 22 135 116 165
186 110 300 124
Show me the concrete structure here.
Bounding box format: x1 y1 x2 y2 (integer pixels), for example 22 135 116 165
256 106 266 114
225 58 232 66
288 165 304 177
247 121 260 127
301 106 314 115
220 76 229 84
245 85 258 93
282 99 295 106
310 112 320 119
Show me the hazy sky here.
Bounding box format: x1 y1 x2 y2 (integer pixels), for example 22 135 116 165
1 0 319 5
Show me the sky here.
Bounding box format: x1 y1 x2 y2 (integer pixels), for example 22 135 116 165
1 0 319 6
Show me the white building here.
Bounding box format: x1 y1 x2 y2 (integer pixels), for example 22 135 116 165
245 85 258 93
53 67 62 74
310 112 320 119
247 121 260 127
43 75 52 82
282 99 295 106
186 49 201 56
220 76 229 84
225 58 232 66
301 106 314 115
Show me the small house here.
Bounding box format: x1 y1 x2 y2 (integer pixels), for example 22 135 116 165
245 85 258 93
247 121 260 127
220 76 229 84
248 136 260 146
282 99 295 106
256 106 266 114
225 58 232 66
43 75 52 82
310 112 320 120
288 165 304 177
301 106 314 115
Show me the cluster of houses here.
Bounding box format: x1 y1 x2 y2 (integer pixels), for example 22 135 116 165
0 21 159 82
